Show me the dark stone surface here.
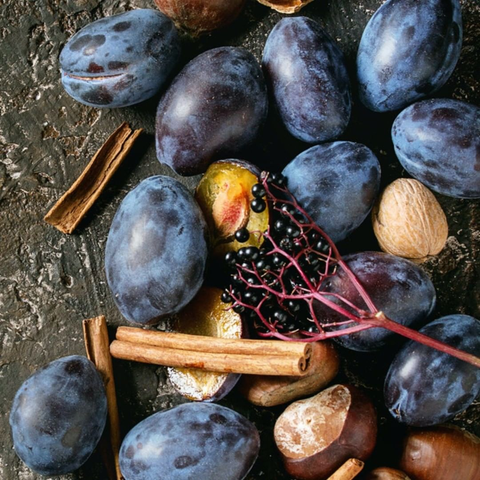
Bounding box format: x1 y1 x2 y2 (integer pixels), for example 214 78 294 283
0 0 478 478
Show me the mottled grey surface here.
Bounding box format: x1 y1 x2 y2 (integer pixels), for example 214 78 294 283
0 0 479 479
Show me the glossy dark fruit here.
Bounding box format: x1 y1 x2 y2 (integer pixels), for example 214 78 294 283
314 251 436 352
282 142 381 242
167 286 243 402
9 356 107 476
195 160 269 258
60 9 181 108
384 314 480 426
154 0 247 35
105 175 208 325
156 47 268 176
392 98 480 199
263 16 351 143
119 402 260 480
357 0 462 112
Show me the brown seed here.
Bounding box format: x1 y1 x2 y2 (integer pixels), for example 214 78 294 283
372 178 448 260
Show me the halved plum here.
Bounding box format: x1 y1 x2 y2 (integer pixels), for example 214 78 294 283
167 286 244 402
195 160 269 258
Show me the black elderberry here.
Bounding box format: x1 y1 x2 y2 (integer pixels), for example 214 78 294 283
234 227 250 243
224 251 237 267
280 237 293 250
274 219 286 232
273 309 289 323
237 247 248 259
286 300 301 313
286 225 301 238
244 291 260 305
280 204 296 216
255 259 271 271
251 183 266 198
251 198 266 213
244 246 260 261
272 254 287 267
221 291 232 303
233 304 245 314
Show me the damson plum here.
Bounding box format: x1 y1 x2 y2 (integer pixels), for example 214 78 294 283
155 47 268 176
357 0 462 112
105 176 208 325
119 402 260 479
262 17 351 143
314 251 436 352
282 142 381 242
384 314 480 426
9 356 107 476
392 98 480 199
60 9 181 108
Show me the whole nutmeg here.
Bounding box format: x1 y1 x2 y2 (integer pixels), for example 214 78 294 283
372 178 448 260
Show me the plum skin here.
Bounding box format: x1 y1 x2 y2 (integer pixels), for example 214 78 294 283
392 98 480 199
384 314 480 426
263 16 351 144
105 176 208 325
60 9 181 108
9 356 107 476
282 142 381 243
155 46 268 176
119 403 260 480
314 251 436 352
357 0 462 112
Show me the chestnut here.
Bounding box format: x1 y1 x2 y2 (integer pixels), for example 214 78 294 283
195 160 269 259
274 384 377 480
154 0 247 35
238 341 339 407
364 467 411 479
398 425 480 480
166 286 244 402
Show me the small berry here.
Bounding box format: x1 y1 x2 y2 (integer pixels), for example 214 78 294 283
221 291 232 303
251 183 266 198
234 227 250 243
251 198 266 213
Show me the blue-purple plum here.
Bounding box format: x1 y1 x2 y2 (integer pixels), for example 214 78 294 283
119 402 260 480
105 176 208 325
155 47 268 176
9 356 107 476
384 314 480 426
60 9 181 108
392 98 480 199
262 17 351 143
282 142 381 243
357 0 462 112
314 251 436 352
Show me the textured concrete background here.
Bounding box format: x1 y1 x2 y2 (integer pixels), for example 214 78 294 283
0 0 478 479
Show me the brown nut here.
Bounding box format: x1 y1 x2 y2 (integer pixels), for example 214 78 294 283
154 0 247 35
257 0 315 14
238 341 339 407
372 178 448 260
364 467 411 479
274 384 377 480
398 425 480 480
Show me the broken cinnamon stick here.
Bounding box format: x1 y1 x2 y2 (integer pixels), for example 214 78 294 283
110 336 312 377
45 122 142 234
116 326 312 359
327 458 364 480
83 316 122 480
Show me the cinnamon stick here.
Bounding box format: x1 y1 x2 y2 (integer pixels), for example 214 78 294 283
45 122 142 234
327 458 364 480
83 316 123 480
110 338 311 376
116 326 312 360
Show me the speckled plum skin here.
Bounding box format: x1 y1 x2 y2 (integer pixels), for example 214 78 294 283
262 17 351 144
392 98 480 199
119 403 260 480
155 46 268 176
357 0 462 112
282 142 380 242
60 9 181 108
314 251 436 352
384 314 480 426
105 176 208 325
9 356 107 476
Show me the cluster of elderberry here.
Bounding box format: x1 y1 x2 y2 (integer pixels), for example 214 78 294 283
221 172 337 337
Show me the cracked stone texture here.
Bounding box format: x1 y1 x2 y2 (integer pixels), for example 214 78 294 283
0 0 478 479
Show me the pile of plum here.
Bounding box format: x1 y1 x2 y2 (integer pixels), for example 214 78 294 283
10 0 480 479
